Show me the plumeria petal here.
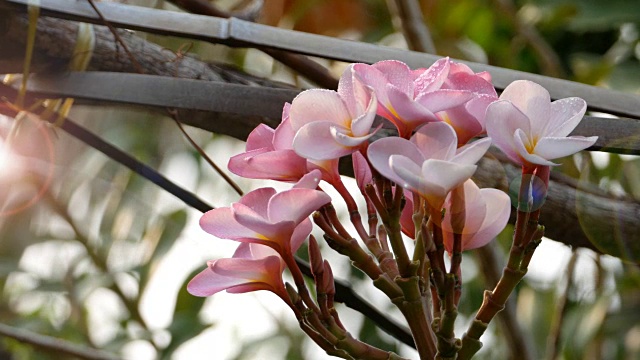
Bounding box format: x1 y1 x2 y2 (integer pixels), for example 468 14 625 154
438 107 483 145
291 219 313 252
546 97 587 137
411 122 457 160
350 90 378 136
441 182 511 253
414 89 474 114
228 149 308 181
372 60 414 94
386 85 439 126
420 160 477 199
389 154 424 188
200 208 263 240
245 124 275 151
352 63 393 106
294 169 323 190
238 188 275 217
368 137 424 184
390 155 436 194
331 125 376 147
289 89 351 129
534 136 598 161
513 130 557 166
187 261 253 296
232 202 296 242
414 58 450 94
462 188 511 250
293 121 354 160
445 71 497 96
213 256 281 279
352 151 372 192
486 100 533 163
273 112 296 150
499 80 551 135
399 190 416 238
453 137 492 165
268 188 332 224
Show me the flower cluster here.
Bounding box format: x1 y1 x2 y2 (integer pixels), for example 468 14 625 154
188 58 597 359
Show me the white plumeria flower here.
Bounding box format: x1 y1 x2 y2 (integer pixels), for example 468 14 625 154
485 80 597 167
367 121 491 210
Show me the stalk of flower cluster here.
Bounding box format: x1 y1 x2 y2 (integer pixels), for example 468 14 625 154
365 179 438 359
313 207 404 300
434 186 466 359
458 165 548 360
285 243 407 360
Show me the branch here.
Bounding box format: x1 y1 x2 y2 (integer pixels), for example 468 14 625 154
3 0 638 118
491 0 566 78
0 323 119 360
385 0 436 53
2 11 639 262
166 0 339 89
475 242 536 360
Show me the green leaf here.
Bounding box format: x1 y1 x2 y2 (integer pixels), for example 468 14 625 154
139 210 188 292
160 268 209 359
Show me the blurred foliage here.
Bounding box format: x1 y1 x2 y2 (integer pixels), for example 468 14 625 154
1 0 640 359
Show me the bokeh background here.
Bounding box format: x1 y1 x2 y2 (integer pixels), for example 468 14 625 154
1 0 640 359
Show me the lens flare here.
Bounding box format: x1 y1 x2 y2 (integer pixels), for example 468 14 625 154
0 116 55 217
508 173 548 212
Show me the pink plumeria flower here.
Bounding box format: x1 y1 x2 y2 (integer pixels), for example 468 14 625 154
436 61 498 144
187 242 289 300
353 59 473 138
368 122 491 210
290 65 378 160
485 80 598 167
228 104 341 184
352 151 373 193
441 180 511 253
199 170 331 256
399 190 417 238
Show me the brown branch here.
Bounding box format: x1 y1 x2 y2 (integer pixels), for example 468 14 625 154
0 322 120 360
491 0 566 78
475 242 536 360
2 11 640 263
545 249 578 360
385 0 436 53
168 0 338 89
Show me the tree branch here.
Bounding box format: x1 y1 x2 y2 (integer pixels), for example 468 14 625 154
167 0 339 89
475 242 536 360
0 323 119 360
1 11 639 262
385 0 436 53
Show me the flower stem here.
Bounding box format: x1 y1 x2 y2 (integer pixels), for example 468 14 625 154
458 166 549 359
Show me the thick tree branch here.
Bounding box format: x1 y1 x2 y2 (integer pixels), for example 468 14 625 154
385 0 436 53
1 12 639 262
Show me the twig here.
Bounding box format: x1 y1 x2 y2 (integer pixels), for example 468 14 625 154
385 0 436 53
545 248 579 360
0 323 120 360
475 242 535 360
167 0 338 89
85 0 144 74
491 0 565 77
168 109 244 196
